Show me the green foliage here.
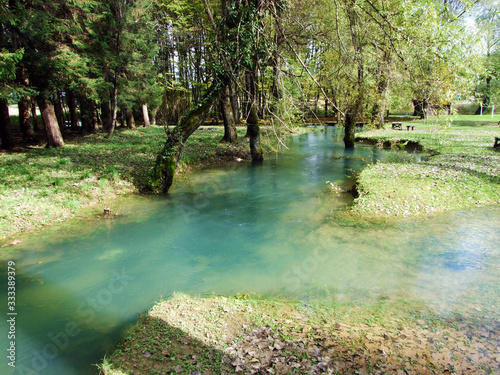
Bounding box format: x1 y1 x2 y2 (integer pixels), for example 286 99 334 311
281 0 485 124
0 49 23 83
0 49 25 101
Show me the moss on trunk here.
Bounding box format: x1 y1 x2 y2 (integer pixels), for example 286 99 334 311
153 85 219 194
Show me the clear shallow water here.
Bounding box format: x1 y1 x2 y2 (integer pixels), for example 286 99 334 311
1 127 499 374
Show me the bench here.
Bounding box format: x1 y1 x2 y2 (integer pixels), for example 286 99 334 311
406 125 415 131
356 122 365 129
392 122 402 130
494 137 500 149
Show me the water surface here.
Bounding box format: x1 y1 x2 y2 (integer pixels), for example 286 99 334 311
1 127 498 374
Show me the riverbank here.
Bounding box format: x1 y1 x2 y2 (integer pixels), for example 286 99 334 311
0 125 281 242
352 115 500 217
3 115 497 241
99 293 499 374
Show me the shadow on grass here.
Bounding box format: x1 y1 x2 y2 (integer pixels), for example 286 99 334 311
102 315 229 375
13 127 166 192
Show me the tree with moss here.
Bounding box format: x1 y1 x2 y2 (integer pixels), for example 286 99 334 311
153 0 280 194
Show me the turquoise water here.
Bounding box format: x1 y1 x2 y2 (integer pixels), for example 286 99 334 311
1 127 499 374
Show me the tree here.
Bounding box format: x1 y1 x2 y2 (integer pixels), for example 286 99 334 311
153 0 209 125
17 65 35 142
474 0 500 110
153 0 278 193
1 2 31 149
219 86 238 142
5 0 83 147
0 49 24 149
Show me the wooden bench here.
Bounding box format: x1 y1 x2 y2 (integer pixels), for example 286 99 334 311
392 122 402 130
494 137 500 149
406 125 415 131
356 122 365 129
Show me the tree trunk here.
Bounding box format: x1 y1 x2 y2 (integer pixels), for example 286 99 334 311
142 104 150 127
80 98 97 134
53 91 65 131
324 89 328 117
91 105 99 132
247 102 263 161
19 96 35 142
154 85 218 194
0 99 14 150
344 5 364 149
246 66 263 161
101 101 112 133
67 90 79 131
314 91 320 116
17 66 35 142
80 98 89 133
220 87 237 143
125 108 136 129
271 33 283 115
344 112 356 149
31 97 39 131
371 53 390 129
412 99 427 119
151 106 159 126
109 75 119 136
229 83 240 124
119 108 126 127
39 98 64 147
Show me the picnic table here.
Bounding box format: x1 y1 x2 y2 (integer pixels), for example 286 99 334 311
392 122 415 131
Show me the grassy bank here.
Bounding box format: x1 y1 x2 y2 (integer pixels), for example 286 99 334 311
99 293 499 375
352 115 500 217
0 125 276 241
5 114 496 240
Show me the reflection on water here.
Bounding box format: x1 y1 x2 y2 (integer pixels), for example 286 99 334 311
0 127 498 374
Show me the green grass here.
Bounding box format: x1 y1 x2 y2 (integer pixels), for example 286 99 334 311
0 125 274 240
352 115 500 217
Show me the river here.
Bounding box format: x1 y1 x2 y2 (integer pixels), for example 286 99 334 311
1 127 499 374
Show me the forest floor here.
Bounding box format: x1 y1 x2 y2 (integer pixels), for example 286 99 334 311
351 115 500 218
99 293 499 375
